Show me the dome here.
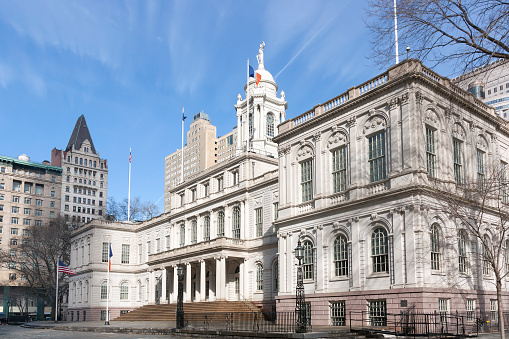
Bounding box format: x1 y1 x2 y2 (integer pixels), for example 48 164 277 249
256 68 275 83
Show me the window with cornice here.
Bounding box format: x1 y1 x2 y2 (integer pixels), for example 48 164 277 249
217 211 225 237
301 159 313 202
180 224 185 247
232 206 241 239
453 139 463 184
191 220 197 244
426 127 437 177
203 216 210 241
332 147 347 193
368 131 386 182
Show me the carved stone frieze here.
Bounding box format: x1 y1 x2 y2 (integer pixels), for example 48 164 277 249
363 115 386 134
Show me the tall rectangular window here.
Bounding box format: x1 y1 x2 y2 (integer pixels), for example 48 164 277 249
477 150 485 184
156 238 161 252
180 225 185 247
439 298 449 323
330 301 346 326
217 176 224 192
121 244 130 264
466 299 476 322
332 147 347 193
273 202 278 221
191 221 197 244
203 217 210 241
255 207 263 237
502 162 508 203
426 127 436 177
368 131 386 182
490 299 498 321
138 244 142 264
166 235 171 249
369 300 387 326
101 243 108 263
301 159 313 202
453 139 463 184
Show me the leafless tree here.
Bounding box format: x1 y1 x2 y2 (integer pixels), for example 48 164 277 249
365 0 509 72
107 196 160 221
0 215 74 320
426 162 509 337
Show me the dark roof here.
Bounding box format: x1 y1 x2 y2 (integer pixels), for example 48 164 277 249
66 115 97 154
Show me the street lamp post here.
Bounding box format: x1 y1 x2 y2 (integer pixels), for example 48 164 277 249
295 240 307 333
176 263 184 329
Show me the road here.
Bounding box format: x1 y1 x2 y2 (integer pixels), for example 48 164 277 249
0 325 179 339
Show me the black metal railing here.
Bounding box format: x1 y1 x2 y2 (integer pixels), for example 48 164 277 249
349 310 467 337
183 312 297 333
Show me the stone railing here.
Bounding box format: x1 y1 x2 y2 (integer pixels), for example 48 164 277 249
277 59 496 135
297 201 314 213
330 193 347 205
367 181 389 195
148 236 245 262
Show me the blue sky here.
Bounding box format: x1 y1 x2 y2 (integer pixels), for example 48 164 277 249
0 0 450 212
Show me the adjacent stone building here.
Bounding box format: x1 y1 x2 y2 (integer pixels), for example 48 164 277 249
0 154 62 316
51 115 108 224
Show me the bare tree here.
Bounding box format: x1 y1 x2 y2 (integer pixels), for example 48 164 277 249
0 215 74 320
107 196 160 221
427 162 509 337
365 0 509 72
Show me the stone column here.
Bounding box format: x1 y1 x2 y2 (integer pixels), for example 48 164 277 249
200 260 206 301
186 263 192 302
172 266 178 304
316 225 324 292
239 260 245 300
236 112 242 151
161 268 167 304
286 232 293 293
149 270 156 304
215 257 222 300
240 201 245 239
221 257 227 300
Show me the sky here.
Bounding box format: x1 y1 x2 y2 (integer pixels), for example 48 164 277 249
0 0 452 213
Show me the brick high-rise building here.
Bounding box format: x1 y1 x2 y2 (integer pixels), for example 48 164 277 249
0 154 62 316
51 115 108 224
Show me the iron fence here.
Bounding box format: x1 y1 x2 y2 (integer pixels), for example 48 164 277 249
349 310 467 337
183 312 297 333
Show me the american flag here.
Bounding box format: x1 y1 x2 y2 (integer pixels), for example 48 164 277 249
58 259 76 275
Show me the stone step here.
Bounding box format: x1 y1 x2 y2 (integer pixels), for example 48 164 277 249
112 301 261 322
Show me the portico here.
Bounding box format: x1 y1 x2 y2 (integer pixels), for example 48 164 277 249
148 237 249 304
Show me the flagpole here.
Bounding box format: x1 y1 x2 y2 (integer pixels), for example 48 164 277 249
181 107 185 184
105 240 110 325
246 58 249 151
127 147 131 222
55 261 59 322
394 0 399 64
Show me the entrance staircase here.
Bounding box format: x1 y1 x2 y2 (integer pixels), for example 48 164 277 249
112 300 261 321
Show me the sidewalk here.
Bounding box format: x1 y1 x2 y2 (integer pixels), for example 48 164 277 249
21 321 359 338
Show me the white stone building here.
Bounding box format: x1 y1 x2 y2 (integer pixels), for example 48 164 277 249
67 44 285 321
274 59 509 325
68 54 509 326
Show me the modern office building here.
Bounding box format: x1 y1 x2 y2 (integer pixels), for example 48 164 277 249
67 54 509 326
51 115 108 224
0 154 62 316
453 59 509 119
164 112 218 212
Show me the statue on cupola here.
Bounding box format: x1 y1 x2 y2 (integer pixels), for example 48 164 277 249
234 42 287 158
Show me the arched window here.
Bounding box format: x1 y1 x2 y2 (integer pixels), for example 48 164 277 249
85 280 89 302
371 228 388 273
78 281 82 302
431 224 441 271
266 113 274 138
458 231 468 273
232 206 241 239
334 235 348 277
204 216 210 241
482 235 491 276
217 212 225 237
180 224 185 247
303 240 314 280
100 281 108 300
273 261 279 291
256 264 263 291
120 282 129 300
191 220 197 244
368 131 386 182
249 113 254 139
